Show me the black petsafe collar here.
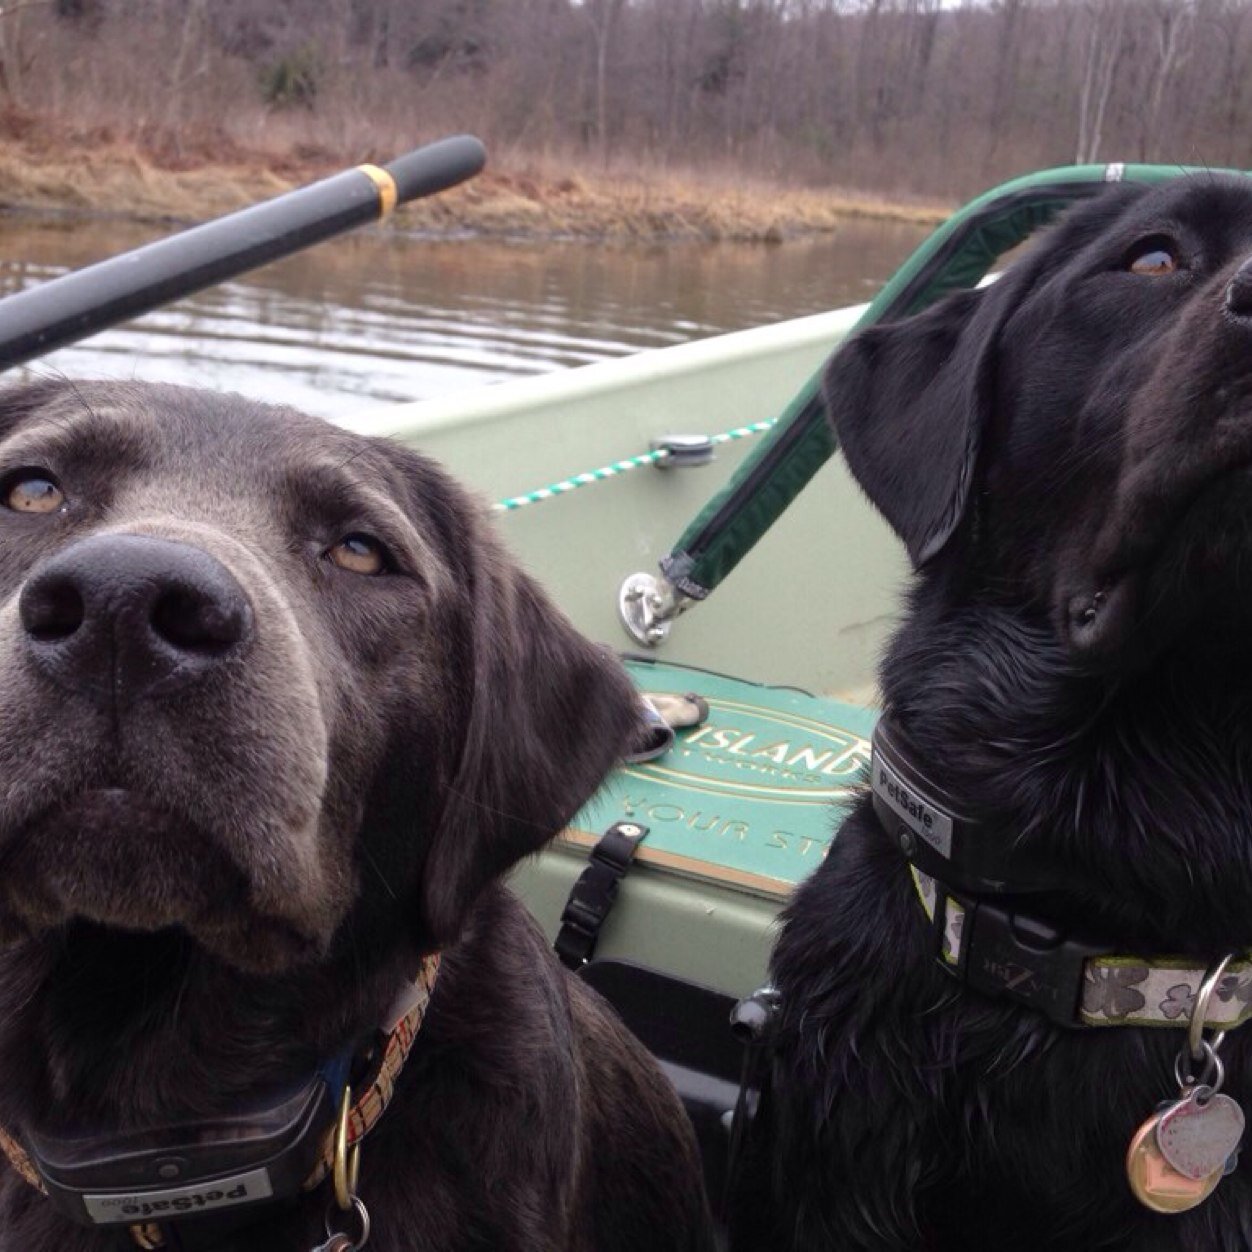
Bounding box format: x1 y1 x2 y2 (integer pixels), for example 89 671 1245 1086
871 718 1252 1031
0 955 440 1251
871 717 1067 895
25 1054 343 1252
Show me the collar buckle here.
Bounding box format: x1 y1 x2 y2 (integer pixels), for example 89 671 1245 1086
956 895 1110 1027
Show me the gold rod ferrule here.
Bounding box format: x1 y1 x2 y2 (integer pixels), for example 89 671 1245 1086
357 164 398 219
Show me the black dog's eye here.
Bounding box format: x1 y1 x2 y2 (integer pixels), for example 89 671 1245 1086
327 534 389 576
1125 240 1179 276
3 471 65 515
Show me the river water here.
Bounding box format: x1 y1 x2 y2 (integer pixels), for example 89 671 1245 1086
0 216 932 421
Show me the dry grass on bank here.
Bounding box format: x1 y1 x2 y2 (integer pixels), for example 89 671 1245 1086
0 141 296 223
433 166 949 241
0 132 951 241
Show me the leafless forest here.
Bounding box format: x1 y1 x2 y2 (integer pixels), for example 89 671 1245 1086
3 0 1251 202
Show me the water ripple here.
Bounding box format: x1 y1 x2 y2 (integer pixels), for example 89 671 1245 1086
0 221 930 420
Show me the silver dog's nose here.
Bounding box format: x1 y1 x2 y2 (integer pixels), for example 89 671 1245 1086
19 534 253 709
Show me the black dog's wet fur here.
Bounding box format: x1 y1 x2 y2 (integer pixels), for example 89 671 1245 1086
0 381 713 1251
741 177 1252 1249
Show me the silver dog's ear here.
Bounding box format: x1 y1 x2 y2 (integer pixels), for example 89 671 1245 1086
825 282 1014 566
413 503 640 945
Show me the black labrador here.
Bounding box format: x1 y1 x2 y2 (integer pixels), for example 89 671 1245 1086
0 380 714 1251
739 175 1252 1250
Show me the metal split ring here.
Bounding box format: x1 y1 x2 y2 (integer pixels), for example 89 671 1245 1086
1175 1037 1226 1095
1188 953 1236 1062
324 1194 371 1250
333 1085 362 1212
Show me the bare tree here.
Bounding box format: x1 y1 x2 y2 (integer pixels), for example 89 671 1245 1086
1076 0 1128 164
0 0 52 106
581 0 624 166
8 0 1252 207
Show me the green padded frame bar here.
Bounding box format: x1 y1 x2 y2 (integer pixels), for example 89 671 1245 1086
659 162 1238 600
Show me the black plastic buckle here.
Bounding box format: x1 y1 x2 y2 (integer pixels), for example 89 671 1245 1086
957 897 1110 1028
554 823 647 970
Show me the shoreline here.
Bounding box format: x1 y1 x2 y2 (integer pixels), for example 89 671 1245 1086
0 136 951 243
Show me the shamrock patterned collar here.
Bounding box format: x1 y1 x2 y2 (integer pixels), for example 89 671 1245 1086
911 866 1252 1030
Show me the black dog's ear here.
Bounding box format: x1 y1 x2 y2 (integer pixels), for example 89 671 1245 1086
826 282 1014 566
416 497 640 944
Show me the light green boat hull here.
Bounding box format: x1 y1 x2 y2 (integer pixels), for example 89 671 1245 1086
350 307 906 996
351 306 906 701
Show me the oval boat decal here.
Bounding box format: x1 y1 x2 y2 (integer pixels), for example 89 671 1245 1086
625 697 870 805
571 662 879 897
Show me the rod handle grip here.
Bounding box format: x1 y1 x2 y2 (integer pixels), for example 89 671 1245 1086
384 135 486 206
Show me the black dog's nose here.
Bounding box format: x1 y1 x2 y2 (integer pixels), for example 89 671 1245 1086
1227 256 1252 318
19 534 253 709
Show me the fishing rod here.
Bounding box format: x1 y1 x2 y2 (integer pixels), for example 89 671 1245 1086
0 134 487 371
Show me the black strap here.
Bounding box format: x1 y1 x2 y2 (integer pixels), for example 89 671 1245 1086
871 716 1067 894
554 823 647 970
724 986 781 1234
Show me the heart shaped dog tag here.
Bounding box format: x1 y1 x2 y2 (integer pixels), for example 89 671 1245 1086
1156 1093 1246 1182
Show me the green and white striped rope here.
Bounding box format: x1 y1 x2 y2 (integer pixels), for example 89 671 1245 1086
493 418 777 512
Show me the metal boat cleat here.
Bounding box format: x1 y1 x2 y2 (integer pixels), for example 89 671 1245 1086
618 571 694 647
650 434 716 469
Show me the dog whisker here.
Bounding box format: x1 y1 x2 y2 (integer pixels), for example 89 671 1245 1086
359 843 399 903
333 445 373 474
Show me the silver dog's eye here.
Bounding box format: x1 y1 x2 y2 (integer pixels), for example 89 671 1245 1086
327 534 387 576
1126 242 1178 276
4 472 65 515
